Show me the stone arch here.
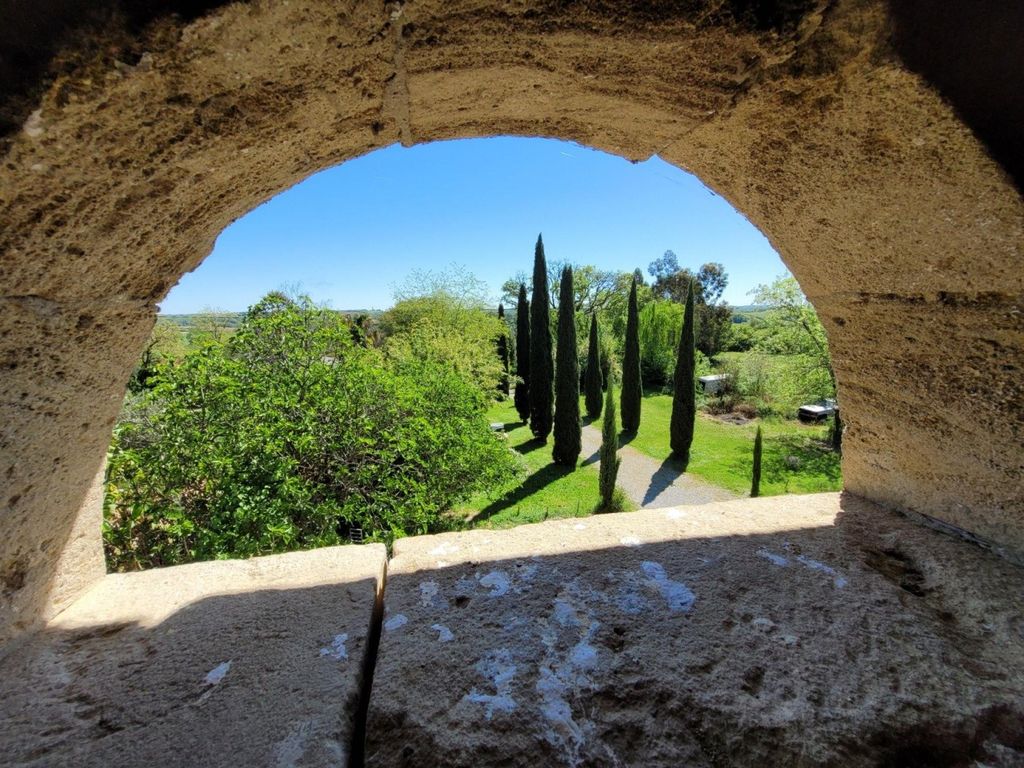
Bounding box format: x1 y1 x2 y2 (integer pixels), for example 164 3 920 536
1 0 1021 642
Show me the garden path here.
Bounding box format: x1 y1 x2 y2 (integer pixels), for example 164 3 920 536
580 422 739 508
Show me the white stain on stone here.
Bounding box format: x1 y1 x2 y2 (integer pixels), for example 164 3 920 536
573 523 587 530
664 508 686 519
431 623 454 642
620 536 642 547
479 570 511 597
384 614 408 632
751 618 776 631
780 634 799 646
204 660 231 685
463 649 517 719
429 542 459 556
319 633 348 660
796 555 848 588
23 109 44 138
757 548 790 567
537 584 603 767
273 719 312 768
641 561 695 612
419 580 448 609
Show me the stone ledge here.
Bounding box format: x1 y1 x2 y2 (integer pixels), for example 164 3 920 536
367 493 1024 766
0 544 386 767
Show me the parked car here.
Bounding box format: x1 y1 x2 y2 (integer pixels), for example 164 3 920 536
798 398 838 422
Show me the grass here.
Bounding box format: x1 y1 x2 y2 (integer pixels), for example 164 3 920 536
626 391 842 496
457 400 634 528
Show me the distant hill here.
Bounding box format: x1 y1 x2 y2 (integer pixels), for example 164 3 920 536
159 309 384 328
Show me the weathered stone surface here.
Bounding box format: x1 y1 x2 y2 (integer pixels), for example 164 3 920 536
0 544 385 767
366 495 1024 766
0 0 1021 646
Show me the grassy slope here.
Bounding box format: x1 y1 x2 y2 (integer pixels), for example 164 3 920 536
458 400 633 528
628 392 841 496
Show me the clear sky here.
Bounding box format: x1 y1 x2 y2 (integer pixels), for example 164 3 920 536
159 137 789 314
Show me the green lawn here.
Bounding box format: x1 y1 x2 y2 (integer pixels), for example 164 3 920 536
627 391 842 496
457 400 633 528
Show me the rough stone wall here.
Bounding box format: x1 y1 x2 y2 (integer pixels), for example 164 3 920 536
0 0 1021 643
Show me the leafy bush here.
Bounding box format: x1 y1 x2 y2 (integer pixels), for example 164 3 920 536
104 295 523 571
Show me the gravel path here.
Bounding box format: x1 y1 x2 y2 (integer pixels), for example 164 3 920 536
580 422 738 508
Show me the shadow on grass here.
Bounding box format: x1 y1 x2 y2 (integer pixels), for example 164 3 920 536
641 455 688 506
727 433 841 491
511 435 548 456
469 462 577 523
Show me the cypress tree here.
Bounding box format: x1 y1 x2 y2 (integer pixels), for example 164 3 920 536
751 425 763 497
496 303 510 396
584 313 603 419
599 374 621 511
831 409 843 454
529 235 554 440
553 266 581 466
670 280 696 464
513 284 531 423
620 276 642 433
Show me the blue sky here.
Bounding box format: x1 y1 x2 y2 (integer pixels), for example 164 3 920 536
159 137 789 313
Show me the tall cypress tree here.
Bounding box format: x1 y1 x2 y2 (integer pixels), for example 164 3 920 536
496 303 510 395
599 373 621 511
553 266 581 466
751 425 763 497
620 276 642 433
670 280 696 464
529 235 554 440
584 313 603 419
513 284 531 423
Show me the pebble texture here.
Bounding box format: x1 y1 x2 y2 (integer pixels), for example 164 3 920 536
366 495 1024 766
0 0 1022 645
0 544 386 767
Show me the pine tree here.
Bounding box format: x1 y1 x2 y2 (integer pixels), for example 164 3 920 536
513 284 531 423
529 235 554 440
584 313 603 419
496 303 510 395
751 425 763 497
670 280 696 464
599 374 621 511
620 276 642 433
553 266 581 466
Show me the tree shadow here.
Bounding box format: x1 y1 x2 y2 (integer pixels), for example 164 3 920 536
511 435 548 456
469 462 576 523
581 448 601 467
642 455 687 506
618 430 637 447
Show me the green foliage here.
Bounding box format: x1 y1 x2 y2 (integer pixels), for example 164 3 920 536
104 294 522 571
716 352 833 416
552 266 582 466
749 275 835 394
127 320 185 393
751 425 763 497
670 281 696 464
598 375 622 511
529 235 554 440
514 284 531 422
584 314 603 419
637 299 683 387
648 252 733 357
381 291 507 396
620 277 642 433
